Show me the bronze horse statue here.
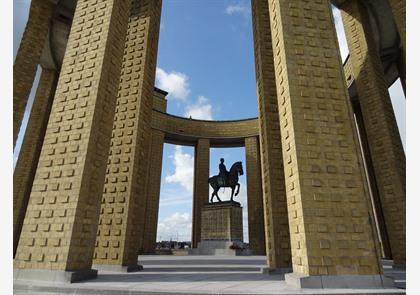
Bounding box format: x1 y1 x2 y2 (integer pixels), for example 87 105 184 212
208 161 244 203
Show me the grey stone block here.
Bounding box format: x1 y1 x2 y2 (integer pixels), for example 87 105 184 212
285 272 395 289
393 263 406 270
92 264 143 272
13 268 97 283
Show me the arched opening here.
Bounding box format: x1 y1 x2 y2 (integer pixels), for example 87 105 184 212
156 143 195 252
210 147 248 244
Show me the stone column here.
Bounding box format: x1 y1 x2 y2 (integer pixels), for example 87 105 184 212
251 0 291 268
244 137 265 255
353 102 392 259
341 0 406 267
14 0 55 147
192 138 210 248
141 129 165 254
268 0 384 284
14 0 131 283
94 0 162 271
13 68 58 257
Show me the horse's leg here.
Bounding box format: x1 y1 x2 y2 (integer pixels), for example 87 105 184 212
230 186 235 201
215 187 222 202
211 191 214 203
235 183 240 196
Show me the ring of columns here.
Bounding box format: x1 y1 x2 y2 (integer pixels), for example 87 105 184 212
13 0 405 285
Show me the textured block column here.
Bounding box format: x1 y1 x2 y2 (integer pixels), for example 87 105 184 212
14 0 55 147
94 0 162 270
245 137 266 255
141 129 165 254
14 0 131 282
13 68 58 257
341 0 406 266
251 0 291 268
268 0 382 277
192 138 210 248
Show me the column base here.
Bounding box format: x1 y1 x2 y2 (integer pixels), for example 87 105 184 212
285 272 394 289
92 264 143 272
392 263 406 270
260 267 292 275
13 268 97 283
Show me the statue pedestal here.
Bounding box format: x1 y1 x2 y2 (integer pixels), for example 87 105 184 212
190 201 252 255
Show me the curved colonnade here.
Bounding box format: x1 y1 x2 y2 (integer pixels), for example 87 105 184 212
12 0 405 285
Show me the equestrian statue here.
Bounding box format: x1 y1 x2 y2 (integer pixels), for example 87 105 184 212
208 158 244 203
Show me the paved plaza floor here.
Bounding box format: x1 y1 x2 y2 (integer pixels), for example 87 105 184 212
14 255 405 295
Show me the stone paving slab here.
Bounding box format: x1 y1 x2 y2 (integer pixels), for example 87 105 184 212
14 255 406 295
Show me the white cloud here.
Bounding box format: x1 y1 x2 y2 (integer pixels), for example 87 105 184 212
165 146 194 192
331 5 349 60
156 67 190 100
157 212 192 241
184 96 213 120
159 193 191 207
225 4 250 17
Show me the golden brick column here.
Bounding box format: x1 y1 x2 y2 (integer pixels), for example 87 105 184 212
268 0 386 286
251 0 291 268
94 0 162 271
244 137 265 255
341 0 406 267
14 0 55 147
14 0 131 283
140 129 165 254
13 68 58 257
192 138 210 248
388 0 405 53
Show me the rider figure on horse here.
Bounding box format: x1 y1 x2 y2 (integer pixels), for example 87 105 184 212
218 158 228 186
209 159 243 203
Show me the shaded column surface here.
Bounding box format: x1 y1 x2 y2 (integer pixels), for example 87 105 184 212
14 0 131 280
141 129 165 254
192 138 210 248
94 0 162 270
388 0 405 53
268 0 381 276
14 0 55 147
353 102 392 259
13 68 58 257
251 0 291 268
341 0 406 266
388 0 406 93
245 137 266 255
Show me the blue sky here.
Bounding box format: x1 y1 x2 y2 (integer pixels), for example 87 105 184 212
14 0 406 243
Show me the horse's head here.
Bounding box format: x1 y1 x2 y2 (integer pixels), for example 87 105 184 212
231 161 243 176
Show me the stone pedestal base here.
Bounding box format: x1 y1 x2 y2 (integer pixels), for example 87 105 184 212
201 201 243 241
189 240 252 256
93 264 143 272
285 272 394 289
13 268 97 283
190 201 250 256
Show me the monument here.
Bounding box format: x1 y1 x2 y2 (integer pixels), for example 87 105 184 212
13 0 405 290
190 160 251 255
